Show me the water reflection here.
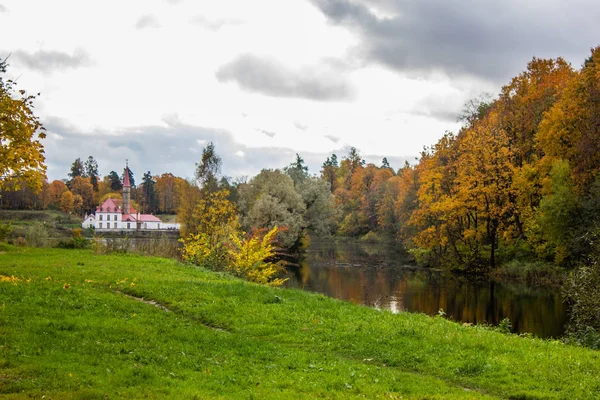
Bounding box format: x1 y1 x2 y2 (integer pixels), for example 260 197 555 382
284 240 568 338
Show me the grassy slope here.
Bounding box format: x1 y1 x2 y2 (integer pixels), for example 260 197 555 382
1 246 599 399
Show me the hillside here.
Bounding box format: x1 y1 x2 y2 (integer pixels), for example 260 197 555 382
1 246 599 399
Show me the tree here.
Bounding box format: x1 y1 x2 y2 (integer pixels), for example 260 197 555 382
0 57 47 194
68 158 84 181
84 156 99 191
155 173 180 214
60 190 74 214
47 180 67 208
181 189 239 270
107 170 123 191
320 153 338 192
284 153 309 186
381 157 391 170
195 142 221 194
237 169 306 249
70 176 94 213
140 171 158 214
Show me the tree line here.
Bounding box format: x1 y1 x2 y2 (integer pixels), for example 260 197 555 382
4 47 600 273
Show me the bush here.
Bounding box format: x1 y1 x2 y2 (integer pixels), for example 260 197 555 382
23 225 48 247
564 261 600 339
0 221 12 241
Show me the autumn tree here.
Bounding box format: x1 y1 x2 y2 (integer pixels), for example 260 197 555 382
155 173 181 214
320 153 339 192
60 190 74 214
69 176 94 213
47 180 67 208
181 189 239 270
0 57 47 195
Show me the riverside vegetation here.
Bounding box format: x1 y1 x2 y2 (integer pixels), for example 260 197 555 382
2 245 600 399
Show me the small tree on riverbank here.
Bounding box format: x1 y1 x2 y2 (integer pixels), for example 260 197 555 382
180 189 285 285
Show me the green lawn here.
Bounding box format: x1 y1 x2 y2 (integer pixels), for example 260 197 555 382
1 245 599 399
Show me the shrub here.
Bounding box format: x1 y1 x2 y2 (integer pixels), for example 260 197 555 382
0 221 12 241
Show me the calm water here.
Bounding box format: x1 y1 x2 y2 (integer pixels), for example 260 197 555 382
284 240 569 338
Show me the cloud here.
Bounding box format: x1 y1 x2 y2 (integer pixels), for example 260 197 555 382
0 4 7 13
309 0 600 82
294 122 308 131
256 129 276 138
216 53 354 101
12 48 91 73
189 15 242 30
135 14 161 29
324 134 340 143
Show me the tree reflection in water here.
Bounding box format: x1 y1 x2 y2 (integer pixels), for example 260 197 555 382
284 240 568 338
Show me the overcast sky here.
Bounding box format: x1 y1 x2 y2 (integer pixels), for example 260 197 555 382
1 0 599 182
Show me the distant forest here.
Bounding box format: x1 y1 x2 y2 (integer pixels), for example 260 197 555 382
4 46 600 272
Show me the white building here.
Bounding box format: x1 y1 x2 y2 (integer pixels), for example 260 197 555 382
82 165 180 232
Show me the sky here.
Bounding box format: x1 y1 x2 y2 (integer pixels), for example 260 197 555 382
1 0 599 183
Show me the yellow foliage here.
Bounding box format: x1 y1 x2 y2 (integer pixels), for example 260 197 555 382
181 190 286 285
228 227 286 286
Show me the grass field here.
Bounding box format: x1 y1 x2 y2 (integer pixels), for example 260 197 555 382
1 245 599 399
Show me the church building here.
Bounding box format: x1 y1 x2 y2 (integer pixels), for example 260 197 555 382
82 165 180 231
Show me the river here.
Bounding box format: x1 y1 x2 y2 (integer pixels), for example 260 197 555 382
283 239 569 338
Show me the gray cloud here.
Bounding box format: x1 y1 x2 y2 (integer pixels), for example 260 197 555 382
294 122 308 131
216 53 354 101
135 14 161 29
12 48 91 73
256 129 277 138
324 134 340 143
189 15 242 30
42 117 412 183
309 0 600 82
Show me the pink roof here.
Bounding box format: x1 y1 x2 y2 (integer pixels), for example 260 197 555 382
96 197 120 212
138 214 162 222
121 213 162 223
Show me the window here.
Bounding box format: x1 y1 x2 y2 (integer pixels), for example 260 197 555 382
114 223 117 229
107 215 111 221
99 215 103 221
108 207 111 212
99 223 103 229
127 223 130 229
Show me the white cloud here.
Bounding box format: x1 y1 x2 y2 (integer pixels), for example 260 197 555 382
1 0 597 181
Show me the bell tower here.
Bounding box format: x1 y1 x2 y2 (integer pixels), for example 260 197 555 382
122 160 131 214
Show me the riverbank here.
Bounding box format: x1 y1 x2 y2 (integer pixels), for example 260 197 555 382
1 245 598 399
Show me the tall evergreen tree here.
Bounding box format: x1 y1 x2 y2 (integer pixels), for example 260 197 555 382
68 158 84 180
107 171 123 191
84 156 99 191
141 171 158 213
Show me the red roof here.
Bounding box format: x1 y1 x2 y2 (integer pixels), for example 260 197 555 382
123 167 131 187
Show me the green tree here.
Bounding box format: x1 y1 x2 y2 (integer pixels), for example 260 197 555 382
107 171 123 191
0 58 47 194
237 169 306 249
195 142 221 194
68 158 84 181
140 171 158 214
284 153 309 186
84 156 99 191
